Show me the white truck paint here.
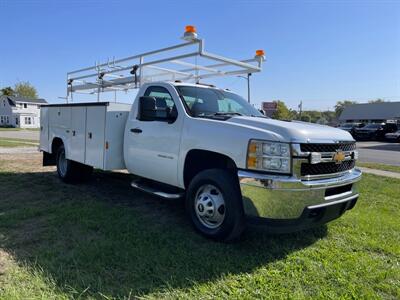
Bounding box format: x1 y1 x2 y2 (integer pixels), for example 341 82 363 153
41 102 130 170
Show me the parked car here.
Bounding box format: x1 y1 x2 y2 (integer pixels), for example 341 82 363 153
385 129 400 142
354 123 398 140
338 123 365 136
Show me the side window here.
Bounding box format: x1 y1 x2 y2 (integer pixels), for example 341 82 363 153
144 86 175 110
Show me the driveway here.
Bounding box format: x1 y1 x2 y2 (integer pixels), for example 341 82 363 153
0 130 39 141
357 141 400 166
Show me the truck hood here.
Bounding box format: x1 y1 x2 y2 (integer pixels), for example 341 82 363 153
227 117 354 143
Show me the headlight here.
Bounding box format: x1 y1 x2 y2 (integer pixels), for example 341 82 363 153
247 140 291 173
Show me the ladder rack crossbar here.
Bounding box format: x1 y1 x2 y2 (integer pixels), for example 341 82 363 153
66 36 264 100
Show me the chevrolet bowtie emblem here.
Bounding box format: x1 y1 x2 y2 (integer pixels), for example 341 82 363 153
332 150 345 164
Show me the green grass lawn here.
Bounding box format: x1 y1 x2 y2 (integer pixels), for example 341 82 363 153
0 157 399 299
0 138 38 147
357 162 400 173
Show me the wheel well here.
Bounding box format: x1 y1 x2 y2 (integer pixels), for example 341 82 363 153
43 137 64 166
51 137 64 154
183 149 237 188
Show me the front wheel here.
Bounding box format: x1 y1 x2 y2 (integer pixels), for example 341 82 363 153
186 169 245 242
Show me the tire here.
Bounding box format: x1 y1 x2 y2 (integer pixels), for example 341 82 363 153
56 144 93 183
186 169 245 242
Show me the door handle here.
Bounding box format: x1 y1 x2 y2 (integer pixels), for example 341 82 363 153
130 128 142 134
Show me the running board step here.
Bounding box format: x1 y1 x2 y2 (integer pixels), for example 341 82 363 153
131 180 184 199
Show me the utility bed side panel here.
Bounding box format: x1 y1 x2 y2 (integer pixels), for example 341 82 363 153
85 106 106 169
48 106 71 155
104 103 131 170
68 107 86 163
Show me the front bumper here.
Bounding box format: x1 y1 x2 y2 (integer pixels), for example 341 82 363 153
239 168 362 232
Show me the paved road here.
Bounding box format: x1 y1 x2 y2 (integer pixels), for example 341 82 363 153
0 130 39 140
357 141 400 166
0 147 39 154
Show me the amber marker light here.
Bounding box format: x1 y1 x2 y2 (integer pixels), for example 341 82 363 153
182 25 198 41
185 25 196 33
247 141 258 169
247 156 257 169
255 49 265 56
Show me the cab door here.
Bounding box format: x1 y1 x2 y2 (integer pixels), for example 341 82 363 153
124 85 183 186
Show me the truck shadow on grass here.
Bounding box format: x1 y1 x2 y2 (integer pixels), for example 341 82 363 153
0 169 327 298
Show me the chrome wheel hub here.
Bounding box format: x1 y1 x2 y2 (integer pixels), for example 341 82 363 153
194 184 225 229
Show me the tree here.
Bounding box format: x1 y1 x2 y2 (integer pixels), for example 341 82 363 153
368 98 385 103
300 114 311 122
272 101 292 120
14 81 38 99
334 100 358 118
0 87 15 96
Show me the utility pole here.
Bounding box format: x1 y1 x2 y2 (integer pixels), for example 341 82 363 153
247 73 251 103
238 73 252 103
298 101 303 120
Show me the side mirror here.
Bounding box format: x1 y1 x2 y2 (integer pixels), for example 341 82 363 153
138 96 170 121
139 96 156 121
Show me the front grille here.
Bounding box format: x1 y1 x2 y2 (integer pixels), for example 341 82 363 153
300 142 356 153
301 160 355 176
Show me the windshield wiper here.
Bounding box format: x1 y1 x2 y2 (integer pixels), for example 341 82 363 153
212 112 243 116
195 112 243 118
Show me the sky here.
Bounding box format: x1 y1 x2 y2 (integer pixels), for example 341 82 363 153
0 0 399 111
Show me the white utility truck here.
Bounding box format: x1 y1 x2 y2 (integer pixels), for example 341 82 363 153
40 27 362 241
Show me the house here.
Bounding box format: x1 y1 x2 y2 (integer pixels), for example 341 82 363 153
0 96 47 128
339 102 400 125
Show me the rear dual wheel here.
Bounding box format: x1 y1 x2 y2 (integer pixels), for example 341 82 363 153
186 169 245 242
56 144 93 183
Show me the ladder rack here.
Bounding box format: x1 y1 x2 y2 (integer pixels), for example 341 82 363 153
66 26 265 101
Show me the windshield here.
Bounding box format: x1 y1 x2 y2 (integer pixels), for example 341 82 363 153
363 124 382 129
340 124 353 128
176 86 263 118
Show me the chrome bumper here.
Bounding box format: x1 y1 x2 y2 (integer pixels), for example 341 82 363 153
238 168 362 220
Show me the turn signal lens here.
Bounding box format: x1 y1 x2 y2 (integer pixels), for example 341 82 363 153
247 156 257 168
185 25 196 33
255 49 265 56
248 141 258 154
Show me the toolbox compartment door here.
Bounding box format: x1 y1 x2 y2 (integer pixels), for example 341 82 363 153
85 106 106 169
68 106 86 163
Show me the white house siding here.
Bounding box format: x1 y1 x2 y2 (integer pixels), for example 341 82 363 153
0 96 46 128
0 97 13 126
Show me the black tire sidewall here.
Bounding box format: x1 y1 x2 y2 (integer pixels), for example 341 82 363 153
186 169 245 241
56 145 70 180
